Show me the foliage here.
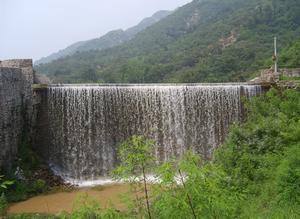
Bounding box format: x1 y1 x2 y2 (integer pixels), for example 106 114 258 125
112 135 155 182
7 213 59 219
280 38 300 68
5 142 49 202
58 193 126 219
112 135 156 219
17 142 41 172
0 193 8 216
280 75 300 81
0 175 14 194
5 180 36 202
275 144 300 205
70 193 102 218
32 179 47 194
112 137 241 219
215 88 300 217
36 0 300 83
152 152 241 219
0 175 13 216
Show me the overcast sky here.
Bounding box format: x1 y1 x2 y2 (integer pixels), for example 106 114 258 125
0 0 191 61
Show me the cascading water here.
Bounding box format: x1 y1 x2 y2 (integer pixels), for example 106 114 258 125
38 83 262 182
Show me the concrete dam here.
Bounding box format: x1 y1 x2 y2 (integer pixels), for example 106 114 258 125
0 60 263 183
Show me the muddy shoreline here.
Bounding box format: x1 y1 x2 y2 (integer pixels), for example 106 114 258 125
8 184 128 214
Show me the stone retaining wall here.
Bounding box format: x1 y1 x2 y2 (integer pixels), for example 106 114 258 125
281 68 300 78
0 60 35 171
251 68 300 84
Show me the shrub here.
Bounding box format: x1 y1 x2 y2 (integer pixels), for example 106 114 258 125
112 135 156 219
0 193 8 216
215 88 300 217
32 179 47 194
152 152 241 219
71 193 102 218
276 144 300 205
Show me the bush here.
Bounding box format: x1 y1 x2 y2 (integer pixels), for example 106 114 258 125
71 193 102 218
215 88 300 217
152 152 241 219
276 144 300 205
64 193 125 219
32 179 47 194
0 193 8 216
6 181 31 202
5 141 51 202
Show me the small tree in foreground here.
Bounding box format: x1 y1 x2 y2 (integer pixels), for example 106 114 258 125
152 151 241 219
112 135 155 219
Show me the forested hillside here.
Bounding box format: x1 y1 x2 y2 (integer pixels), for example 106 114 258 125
36 0 300 83
280 38 300 68
35 10 171 65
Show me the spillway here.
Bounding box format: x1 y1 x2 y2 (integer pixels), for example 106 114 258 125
35 83 262 181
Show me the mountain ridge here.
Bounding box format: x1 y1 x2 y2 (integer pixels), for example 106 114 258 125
35 10 172 65
36 0 300 83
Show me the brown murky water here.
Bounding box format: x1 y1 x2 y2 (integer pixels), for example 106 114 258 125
8 184 129 214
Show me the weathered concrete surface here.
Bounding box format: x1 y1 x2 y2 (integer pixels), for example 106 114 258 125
34 72 52 84
0 60 35 171
0 59 33 68
0 59 51 84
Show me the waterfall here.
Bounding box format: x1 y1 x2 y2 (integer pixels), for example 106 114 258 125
40 83 262 181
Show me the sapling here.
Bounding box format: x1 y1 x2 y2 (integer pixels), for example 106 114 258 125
112 135 156 219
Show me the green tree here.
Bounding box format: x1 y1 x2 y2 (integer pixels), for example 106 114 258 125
112 135 156 219
152 151 240 219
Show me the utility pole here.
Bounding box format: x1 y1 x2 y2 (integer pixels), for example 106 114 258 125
273 37 278 73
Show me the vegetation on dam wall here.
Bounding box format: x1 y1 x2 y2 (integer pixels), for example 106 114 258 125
0 140 74 217
2 87 300 218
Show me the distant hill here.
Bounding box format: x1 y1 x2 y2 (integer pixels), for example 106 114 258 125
35 10 172 65
36 0 300 83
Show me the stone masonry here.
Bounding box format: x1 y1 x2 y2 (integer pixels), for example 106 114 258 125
281 68 300 78
0 60 35 171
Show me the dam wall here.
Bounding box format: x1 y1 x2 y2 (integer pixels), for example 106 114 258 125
0 60 264 181
33 84 262 182
0 60 35 170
